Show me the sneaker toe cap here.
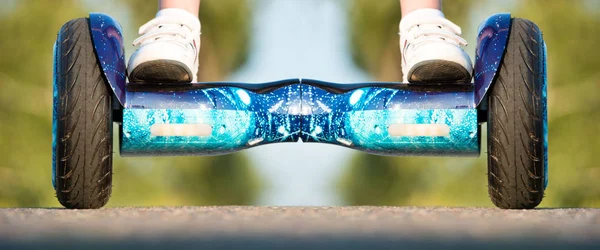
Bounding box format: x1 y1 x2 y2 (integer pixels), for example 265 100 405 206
127 42 194 72
407 42 473 71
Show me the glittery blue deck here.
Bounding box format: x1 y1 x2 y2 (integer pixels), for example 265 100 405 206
121 81 480 156
121 84 302 156
304 108 478 156
299 84 478 156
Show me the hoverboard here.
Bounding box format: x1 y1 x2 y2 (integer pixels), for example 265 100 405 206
52 13 548 209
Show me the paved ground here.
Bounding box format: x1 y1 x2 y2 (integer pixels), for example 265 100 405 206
1 207 599 249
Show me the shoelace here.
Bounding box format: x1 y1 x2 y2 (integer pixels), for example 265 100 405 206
132 15 200 47
403 16 468 46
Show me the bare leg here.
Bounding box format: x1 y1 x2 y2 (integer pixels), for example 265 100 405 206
400 0 441 17
159 0 201 17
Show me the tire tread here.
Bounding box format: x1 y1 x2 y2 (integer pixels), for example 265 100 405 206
55 18 113 209
487 18 545 209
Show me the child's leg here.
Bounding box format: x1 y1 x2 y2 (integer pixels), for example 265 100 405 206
400 0 440 17
127 0 202 83
398 0 473 84
159 0 200 17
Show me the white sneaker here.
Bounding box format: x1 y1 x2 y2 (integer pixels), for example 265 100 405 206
128 8 201 83
399 9 472 84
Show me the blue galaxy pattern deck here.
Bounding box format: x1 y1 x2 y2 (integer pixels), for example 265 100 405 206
121 80 479 156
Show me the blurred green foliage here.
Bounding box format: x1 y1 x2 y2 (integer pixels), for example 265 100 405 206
341 0 600 207
0 0 261 207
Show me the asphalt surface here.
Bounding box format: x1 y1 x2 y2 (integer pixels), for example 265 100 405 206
1 207 599 249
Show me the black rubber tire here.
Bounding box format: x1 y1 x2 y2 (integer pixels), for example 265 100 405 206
54 18 113 209
487 18 546 209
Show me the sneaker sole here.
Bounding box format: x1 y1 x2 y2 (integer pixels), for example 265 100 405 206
129 59 193 83
407 60 472 84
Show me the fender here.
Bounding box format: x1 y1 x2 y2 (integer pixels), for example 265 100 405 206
474 13 511 106
89 13 127 106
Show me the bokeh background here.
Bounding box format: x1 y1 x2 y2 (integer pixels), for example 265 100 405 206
0 0 598 208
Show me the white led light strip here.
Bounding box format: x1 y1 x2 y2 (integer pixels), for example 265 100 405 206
388 124 450 137
150 124 212 137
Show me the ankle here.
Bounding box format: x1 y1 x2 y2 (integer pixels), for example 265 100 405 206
156 8 201 29
400 8 444 30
